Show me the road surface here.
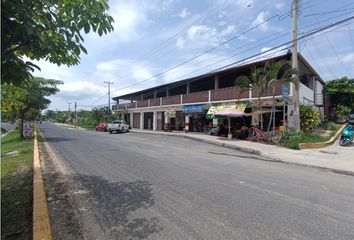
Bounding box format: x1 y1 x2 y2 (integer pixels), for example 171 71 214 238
39 122 354 240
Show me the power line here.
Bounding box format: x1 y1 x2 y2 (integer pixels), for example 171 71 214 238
116 17 354 102
110 12 291 95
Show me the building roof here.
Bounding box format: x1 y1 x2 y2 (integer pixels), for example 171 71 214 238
113 53 324 101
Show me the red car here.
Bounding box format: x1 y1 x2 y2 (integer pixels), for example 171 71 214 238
96 123 108 132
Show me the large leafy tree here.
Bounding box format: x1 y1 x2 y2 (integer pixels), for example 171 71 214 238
324 77 354 109
1 77 63 137
1 0 114 84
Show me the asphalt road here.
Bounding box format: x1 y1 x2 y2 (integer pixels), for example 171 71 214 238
39 122 354 240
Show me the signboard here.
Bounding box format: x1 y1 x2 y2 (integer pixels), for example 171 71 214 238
182 104 204 113
206 102 247 119
282 84 289 101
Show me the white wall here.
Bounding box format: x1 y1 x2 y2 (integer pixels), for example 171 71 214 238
299 82 314 105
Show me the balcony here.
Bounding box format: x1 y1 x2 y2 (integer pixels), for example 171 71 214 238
112 85 282 111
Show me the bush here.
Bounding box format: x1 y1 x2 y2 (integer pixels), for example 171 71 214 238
319 121 337 131
279 129 304 150
336 105 351 121
300 105 319 133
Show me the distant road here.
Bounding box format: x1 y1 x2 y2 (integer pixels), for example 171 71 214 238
39 122 354 240
1 123 15 133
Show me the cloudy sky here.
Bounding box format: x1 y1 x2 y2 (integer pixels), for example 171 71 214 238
33 0 354 111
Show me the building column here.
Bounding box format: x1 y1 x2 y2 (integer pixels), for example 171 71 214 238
154 90 157 99
153 111 157 131
164 112 170 130
130 112 133 128
184 114 190 133
214 75 219 89
140 112 144 130
166 88 170 97
186 82 191 94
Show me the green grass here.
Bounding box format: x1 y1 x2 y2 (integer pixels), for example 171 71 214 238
279 131 331 150
1 129 33 240
78 123 96 130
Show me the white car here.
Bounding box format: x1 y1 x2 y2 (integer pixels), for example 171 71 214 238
107 120 130 134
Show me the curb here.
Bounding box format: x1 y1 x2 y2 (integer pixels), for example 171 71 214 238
130 130 354 176
33 130 52 240
299 124 346 149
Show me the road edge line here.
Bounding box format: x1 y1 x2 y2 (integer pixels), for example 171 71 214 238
33 130 52 240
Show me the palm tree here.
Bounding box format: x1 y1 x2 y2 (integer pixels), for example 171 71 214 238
235 67 269 130
264 60 298 131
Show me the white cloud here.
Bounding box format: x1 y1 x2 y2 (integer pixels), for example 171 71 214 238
176 24 237 49
252 11 270 32
177 8 190 18
275 2 285 10
342 53 354 63
132 66 153 81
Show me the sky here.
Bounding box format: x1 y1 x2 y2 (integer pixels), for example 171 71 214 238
32 0 354 111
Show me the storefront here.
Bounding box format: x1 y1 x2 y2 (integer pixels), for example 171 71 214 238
182 104 211 133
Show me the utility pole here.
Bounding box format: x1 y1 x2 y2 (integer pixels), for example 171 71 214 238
74 101 77 127
289 0 301 130
104 81 114 114
67 102 72 112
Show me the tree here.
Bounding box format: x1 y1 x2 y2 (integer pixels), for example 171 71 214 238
235 67 268 130
1 77 63 137
264 60 298 131
324 77 354 110
1 0 114 84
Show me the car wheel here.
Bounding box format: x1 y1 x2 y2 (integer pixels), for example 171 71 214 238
109 131 112 134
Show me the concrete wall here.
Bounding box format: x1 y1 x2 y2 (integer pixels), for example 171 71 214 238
299 82 314 105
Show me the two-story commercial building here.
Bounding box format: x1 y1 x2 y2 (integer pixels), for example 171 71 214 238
112 53 325 134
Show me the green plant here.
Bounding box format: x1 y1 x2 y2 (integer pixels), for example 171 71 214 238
336 105 351 121
279 129 304 149
300 105 320 133
319 121 337 131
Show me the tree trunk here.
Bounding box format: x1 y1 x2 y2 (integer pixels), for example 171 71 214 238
258 98 263 131
267 86 276 132
19 111 24 139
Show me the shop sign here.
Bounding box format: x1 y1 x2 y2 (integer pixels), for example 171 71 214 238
182 104 204 113
164 108 176 118
282 84 289 101
207 102 247 118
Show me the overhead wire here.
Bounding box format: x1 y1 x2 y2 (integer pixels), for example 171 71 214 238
116 17 354 102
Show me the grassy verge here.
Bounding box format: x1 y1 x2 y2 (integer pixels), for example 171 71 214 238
279 131 331 150
78 123 96 130
1 129 33 240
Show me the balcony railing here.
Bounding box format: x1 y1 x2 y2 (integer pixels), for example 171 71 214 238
112 85 284 110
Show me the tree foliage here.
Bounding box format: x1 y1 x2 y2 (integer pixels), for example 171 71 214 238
1 0 114 84
324 77 354 109
1 77 63 137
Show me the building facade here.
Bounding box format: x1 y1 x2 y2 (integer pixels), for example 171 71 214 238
112 53 325 134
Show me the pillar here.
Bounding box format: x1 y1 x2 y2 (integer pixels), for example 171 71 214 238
164 112 170 131
153 111 157 131
214 75 219 90
154 90 157 99
184 114 190 133
140 112 144 129
166 88 170 97
186 82 191 94
130 112 133 128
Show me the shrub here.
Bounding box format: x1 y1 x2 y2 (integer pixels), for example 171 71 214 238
279 129 304 150
336 105 351 121
300 105 319 133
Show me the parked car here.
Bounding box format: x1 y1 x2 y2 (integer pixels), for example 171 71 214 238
96 123 108 132
107 120 130 134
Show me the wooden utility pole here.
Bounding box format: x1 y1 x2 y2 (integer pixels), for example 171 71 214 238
289 0 301 130
74 101 77 127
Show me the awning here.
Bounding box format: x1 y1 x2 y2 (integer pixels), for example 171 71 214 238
182 104 204 113
207 102 247 118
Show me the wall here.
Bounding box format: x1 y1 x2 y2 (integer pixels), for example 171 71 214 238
299 82 314 105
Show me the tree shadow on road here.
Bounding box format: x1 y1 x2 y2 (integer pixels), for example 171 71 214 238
44 137 73 143
72 174 161 239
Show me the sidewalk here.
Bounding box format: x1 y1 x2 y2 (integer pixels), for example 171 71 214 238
130 129 354 176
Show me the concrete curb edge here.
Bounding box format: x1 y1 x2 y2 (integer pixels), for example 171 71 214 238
33 130 52 240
